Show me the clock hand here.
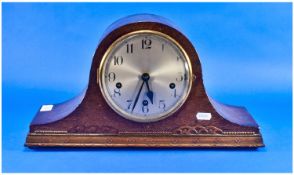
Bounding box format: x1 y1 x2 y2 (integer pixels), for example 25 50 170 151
131 80 145 112
141 73 153 104
144 80 154 104
132 73 153 112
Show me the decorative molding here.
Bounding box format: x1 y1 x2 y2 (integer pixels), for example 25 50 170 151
223 131 256 135
68 125 119 134
119 131 172 135
26 133 264 147
173 125 223 135
34 130 68 134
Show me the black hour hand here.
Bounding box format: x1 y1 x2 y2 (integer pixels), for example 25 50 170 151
141 73 154 104
145 82 154 104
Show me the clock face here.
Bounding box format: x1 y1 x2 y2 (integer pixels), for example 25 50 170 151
98 30 192 122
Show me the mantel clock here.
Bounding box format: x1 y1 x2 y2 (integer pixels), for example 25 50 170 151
25 14 264 148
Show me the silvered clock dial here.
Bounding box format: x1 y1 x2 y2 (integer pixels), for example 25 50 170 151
98 31 193 122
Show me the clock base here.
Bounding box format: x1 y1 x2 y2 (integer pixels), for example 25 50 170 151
25 132 264 148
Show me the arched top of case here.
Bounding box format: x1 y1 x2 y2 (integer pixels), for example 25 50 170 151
88 13 202 88
99 14 181 42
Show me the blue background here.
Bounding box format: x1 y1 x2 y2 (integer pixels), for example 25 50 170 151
2 3 292 173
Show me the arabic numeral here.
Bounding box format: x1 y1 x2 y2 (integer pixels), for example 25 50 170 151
106 72 116 82
142 100 149 113
173 89 177 98
176 72 183 82
126 43 133 53
176 72 187 82
159 100 166 110
126 100 133 110
142 39 152 49
113 88 121 97
113 56 123 65
142 106 149 113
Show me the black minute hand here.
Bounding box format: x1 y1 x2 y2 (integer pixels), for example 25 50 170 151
131 81 145 112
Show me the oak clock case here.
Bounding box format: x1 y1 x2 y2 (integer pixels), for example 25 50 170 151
25 14 264 148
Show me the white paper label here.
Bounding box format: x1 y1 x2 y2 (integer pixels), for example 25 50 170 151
40 105 53 112
196 112 212 120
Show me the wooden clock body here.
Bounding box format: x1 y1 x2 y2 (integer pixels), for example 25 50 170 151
25 14 264 147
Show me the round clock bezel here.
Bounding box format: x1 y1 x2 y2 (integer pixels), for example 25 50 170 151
98 30 193 123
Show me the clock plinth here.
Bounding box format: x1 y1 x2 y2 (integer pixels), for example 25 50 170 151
25 14 264 148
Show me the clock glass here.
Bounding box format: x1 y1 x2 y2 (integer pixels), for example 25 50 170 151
98 30 192 122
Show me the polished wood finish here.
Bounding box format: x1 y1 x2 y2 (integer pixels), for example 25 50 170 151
25 19 264 148
26 133 263 147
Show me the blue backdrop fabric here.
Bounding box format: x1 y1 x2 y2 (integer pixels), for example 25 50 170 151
2 3 292 172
